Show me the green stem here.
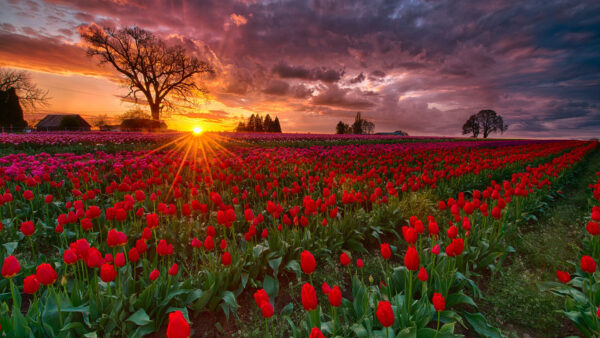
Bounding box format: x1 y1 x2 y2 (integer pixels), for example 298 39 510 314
51 285 63 327
434 311 440 338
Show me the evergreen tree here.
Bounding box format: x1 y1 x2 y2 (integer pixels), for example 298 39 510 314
273 117 282 133
248 114 256 132
264 114 274 132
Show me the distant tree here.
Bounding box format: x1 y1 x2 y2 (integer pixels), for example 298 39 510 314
351 112 364 134
120 107 150 122
254 114 264 132
94 114 109 127
81 25 214 121
235 114 281 133
247 114 256 132
235 121 247 132
462 115 480 138
462 109 508 138
272 117 282 133
363 121 375 134
0 68 49 110
336 121 348 134
264 114 273 132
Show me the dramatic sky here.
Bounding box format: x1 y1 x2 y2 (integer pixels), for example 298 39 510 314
1 0 599 137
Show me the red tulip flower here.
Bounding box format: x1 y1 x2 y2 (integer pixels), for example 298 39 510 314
260 301 274 318
301 250 316 275
587 222 600 236
309 327 325 338
418 267 428 282
556 270 571 283
357 258 364 268
380 243 391 260
221 252 232 266
128 247 140 262
114 253 126 267
20 221 35 236
23 274 40 294
581 255 597 273
169 263 178 276
328 285 342 307
376 300 394 327
166 310 190 338
301 283 318 311
1 255 20 278
100 264 117 283
404 246 419 271
36 263 57 285
149 269 160 281
432 292 445 311
340 252 351 266
64 249 78 265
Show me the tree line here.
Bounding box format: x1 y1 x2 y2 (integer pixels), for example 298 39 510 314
235 114 282 133
336 112 375 134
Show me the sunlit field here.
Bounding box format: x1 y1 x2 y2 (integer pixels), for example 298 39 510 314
1 132 599 337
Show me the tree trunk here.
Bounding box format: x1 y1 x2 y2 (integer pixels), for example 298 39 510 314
150 104 160 121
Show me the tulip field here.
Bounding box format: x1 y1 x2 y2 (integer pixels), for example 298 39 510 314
0 132 598 337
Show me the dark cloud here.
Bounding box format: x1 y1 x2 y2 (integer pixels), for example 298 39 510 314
273 62 344 83
311 84 374 109
263 80 290 96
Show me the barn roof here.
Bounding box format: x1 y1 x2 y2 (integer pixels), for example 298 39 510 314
36 114 91 128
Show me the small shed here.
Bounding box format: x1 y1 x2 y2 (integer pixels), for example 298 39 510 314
36 114 91 131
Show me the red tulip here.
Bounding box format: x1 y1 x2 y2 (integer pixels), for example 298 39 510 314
100 264 116 283
85 247 103 268
64 249 78 265
122 248 136 265
23 190 33 200
556 270 571 283
20 221 35 236
222 252 232 266
447 225 458 239
432 292 445 311
169 263 178 276
380 243 391 260
301 283 318 311
114 253 126 267
254 288 269 307
340 252 351 266
376 300 394 327
309 327 325 338
36 263 57 285
418 267 428 282
149 269 160 281
322 282 331 294
166 310 190 338
356 258 364 268
44 195 53 203
581 255 596 273
301 250 316 275
328 285 342 307
23 274 40 294
1 255 20 278
260 301 274 318
404 246 419 271
587 222 600 236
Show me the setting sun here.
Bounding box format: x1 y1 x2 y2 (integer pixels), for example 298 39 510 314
192 126 203 135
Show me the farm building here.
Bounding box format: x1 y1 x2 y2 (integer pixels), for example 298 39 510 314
36 114 91 131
